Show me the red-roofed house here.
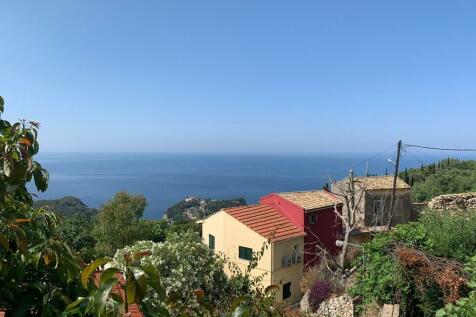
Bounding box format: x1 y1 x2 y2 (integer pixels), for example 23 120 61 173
201 204 306 304
261 189 343 266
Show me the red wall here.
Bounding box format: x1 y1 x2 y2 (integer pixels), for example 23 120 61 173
260 194 342 267
260 194 304 228
302 206 342 266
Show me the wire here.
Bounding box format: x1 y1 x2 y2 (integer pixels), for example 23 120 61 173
405 143 476 152
401 147 427 165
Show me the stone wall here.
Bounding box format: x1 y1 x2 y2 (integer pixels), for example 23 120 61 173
301 291 353 317
428 192 476 210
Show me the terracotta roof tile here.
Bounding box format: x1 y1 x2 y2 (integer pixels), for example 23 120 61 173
224 205 305 242
277 190 342 211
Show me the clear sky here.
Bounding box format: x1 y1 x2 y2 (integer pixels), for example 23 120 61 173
1 1 475 153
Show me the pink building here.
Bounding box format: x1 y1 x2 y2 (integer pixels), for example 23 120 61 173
261 190 343 266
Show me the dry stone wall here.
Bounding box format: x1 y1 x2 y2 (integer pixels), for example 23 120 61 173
428 192 476 210
300 291 353 317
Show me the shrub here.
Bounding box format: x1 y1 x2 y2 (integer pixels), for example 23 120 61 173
437 255 476 316
351 210 476 316
309 280 333 311
113 231 230 308
300 261 342 294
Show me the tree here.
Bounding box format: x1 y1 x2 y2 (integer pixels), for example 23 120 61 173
404 168 410 184
312 170 367 288
58 213 97 262
93 192 147 256
0 96 83 315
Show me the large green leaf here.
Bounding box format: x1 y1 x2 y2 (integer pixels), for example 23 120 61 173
33 162 49 192
143 264 166 301
80 257 111 289
100 267 121 285
93 277 119 315
126 268 147 304
0 233 9 251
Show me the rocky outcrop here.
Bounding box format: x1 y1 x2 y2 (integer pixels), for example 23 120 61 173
428 192 476 210
164 196 246 222
301 291 353 317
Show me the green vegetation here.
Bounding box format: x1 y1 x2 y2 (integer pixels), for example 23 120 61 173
114 232 230 308
350 209 476 316
65 243 279 317
399 158 476 202
165 196 246 222
437 255 476 316
0 98 84 315
93 192 148 256
34 196 98 217
33 197 99 261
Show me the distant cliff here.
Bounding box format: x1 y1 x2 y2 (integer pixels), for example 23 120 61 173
34 196 98 217
164 196 246 222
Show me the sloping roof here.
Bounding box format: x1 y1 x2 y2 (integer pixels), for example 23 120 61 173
356 176 410 190
224 205 305 242
277 190 342 211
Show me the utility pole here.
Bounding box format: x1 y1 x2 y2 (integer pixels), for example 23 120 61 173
387 140 402 230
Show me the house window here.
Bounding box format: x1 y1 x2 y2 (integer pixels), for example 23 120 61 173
283 282 292 300
239 246 253 261
374 200 384 213
208 234 215 250
309 214 317 225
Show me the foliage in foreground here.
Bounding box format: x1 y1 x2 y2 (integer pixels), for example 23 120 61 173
64 240 281 317
437 255 476 316
0 97 84 315
350 209 476 316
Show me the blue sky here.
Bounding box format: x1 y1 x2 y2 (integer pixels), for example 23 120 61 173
1 1 475 153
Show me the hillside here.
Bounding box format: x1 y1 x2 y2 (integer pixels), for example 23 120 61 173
165 196 246 222
34 196 99 217
399 158 476 202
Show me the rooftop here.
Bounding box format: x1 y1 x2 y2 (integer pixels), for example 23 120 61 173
353 175 410 190
224 204 305 242
277 190 342 211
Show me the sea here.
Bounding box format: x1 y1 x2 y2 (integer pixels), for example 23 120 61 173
32 152 449 219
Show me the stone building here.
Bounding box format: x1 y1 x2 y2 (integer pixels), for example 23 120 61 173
332 175 413 228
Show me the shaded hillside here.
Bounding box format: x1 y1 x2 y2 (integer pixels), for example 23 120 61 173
165 196 246 222
34 196 98 217
399 158 476 202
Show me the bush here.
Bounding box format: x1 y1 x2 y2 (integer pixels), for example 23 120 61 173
350 210 476 316
113 231 230 308
437 255 476 316
309 280 333 311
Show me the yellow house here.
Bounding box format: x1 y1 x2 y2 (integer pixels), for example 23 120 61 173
200 204 305 304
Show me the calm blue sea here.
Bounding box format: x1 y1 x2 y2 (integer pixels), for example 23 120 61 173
32 152 436 219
